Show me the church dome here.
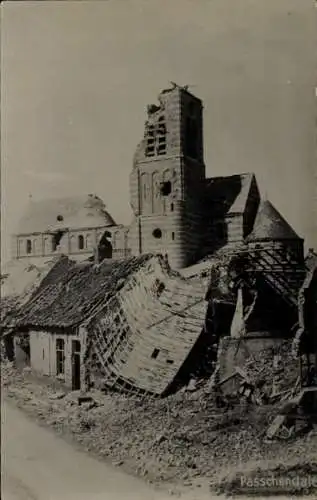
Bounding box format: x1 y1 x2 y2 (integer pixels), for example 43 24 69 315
17 194 116 234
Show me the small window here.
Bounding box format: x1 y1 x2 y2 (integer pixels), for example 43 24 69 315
152 228 162 239
151 348 160 359
56 338 65 376
170 203 174 212
160 181 171 196
166 359 174 365
78 234 84 250
56 214 64 222
172 232 175 240
26 239 32 254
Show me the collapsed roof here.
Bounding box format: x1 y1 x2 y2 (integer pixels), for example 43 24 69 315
11 254 209 396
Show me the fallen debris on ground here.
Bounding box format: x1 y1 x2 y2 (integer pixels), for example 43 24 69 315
2 362 317 496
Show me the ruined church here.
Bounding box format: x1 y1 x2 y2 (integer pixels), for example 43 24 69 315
4 84 313 397
11 83 303 270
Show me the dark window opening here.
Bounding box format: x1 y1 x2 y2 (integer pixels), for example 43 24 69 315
145 125 155 157
52 230 64 252
166 359 174 365
152 228 162 239
172 232 175 240
147 125 155 136
97 230 112 262
145 117 167 157
78 234 84 250
170 203 174 212
56 338 65 376
42 349 45 360
56 214 64 222
26 239 32 254
151 348 160 359
160 181 171 196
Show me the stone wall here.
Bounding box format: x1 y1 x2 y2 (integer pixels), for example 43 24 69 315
12 224 131 263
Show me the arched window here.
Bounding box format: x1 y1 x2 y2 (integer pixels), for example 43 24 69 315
26 239 32 254
78 234 84 250
145 117 167 157
145 124 155 157
156 116 166 156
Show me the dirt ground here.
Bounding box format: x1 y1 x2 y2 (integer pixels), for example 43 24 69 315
2 363 317 497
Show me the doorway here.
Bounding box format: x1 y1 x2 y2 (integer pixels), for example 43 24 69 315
71 340 81 391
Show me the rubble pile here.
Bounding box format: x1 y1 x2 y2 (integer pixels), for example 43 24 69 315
3 363 317 494
220 340 301 405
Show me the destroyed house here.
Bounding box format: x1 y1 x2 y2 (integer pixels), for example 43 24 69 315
11 254 210 396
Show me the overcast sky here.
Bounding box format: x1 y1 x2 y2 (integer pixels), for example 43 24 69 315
1 0 316 264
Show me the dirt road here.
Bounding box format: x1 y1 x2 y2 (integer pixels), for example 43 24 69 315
2 398 295 500
1 399 190 500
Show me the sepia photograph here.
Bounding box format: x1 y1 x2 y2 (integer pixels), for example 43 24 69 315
1 1 317 499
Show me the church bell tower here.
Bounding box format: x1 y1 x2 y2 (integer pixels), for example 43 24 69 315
129 83 206 269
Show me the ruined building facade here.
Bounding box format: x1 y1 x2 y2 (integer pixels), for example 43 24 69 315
11 84 303 271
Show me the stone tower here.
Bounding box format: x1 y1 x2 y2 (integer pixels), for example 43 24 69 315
129 84 206 269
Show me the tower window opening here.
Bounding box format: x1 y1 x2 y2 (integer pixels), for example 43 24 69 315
151 348 160 359
78 234 84 250
152 228 162 239
172 232 175 240
170 203 174 212
160 181 171 196
26 239 32 254
145 125 155 157
145 117 167 157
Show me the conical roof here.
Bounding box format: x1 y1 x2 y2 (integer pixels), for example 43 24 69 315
248 200 300 241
